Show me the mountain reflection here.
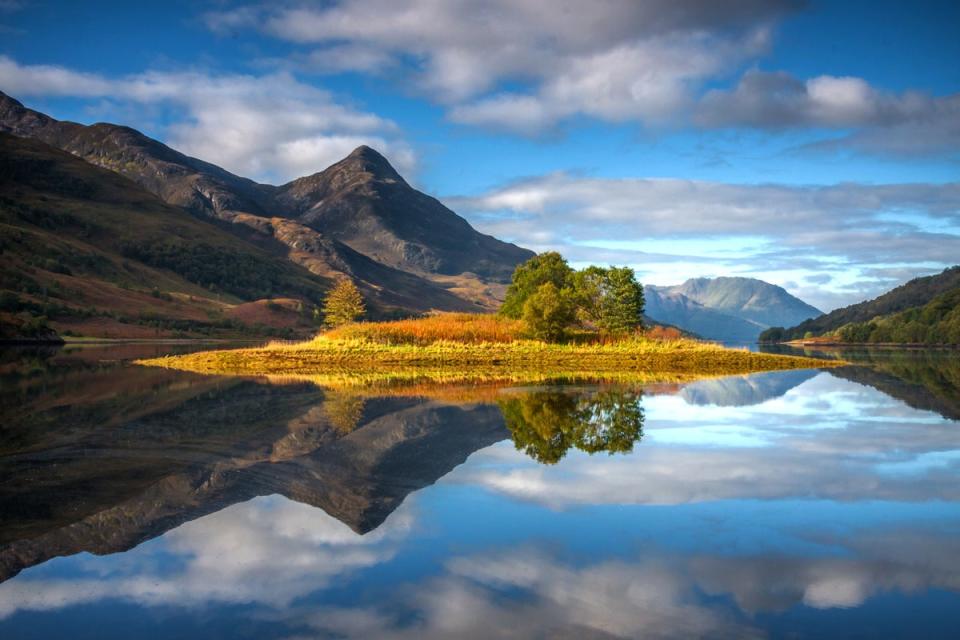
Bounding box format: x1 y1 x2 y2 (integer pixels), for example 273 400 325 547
761 345 960 420
1 345 955 584
2 346 960 637
1 347 656 582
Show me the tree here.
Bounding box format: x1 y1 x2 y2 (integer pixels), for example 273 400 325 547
598 267 644 334
323 279 365 327
522 282 575 342
500 252 574 318
571 265 608 326
499 388 645 464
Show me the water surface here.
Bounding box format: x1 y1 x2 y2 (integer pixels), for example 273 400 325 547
1 344 958 638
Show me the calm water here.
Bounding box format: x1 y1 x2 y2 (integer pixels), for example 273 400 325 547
1 344 959 639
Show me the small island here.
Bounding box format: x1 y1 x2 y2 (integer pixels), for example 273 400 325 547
138 253 842 386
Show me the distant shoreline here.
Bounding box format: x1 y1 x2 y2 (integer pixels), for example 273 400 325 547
772 340 960 349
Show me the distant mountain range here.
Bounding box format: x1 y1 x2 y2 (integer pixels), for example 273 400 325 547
762 266 960 343
0 92 533 338
645 277 822 342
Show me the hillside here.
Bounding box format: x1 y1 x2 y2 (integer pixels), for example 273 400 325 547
761 266 960 342
644 277 820 342
830 288 960 344
0 92 533 311
0 133 334 339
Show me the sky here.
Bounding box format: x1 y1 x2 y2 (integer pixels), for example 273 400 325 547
1 0 958 311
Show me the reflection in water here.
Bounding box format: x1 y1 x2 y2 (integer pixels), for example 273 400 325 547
499 387 644 463
1 345 959 638
762 344 960 420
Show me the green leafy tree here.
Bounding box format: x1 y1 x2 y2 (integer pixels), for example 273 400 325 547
500 252 574 318
571 265 608 326
323 279 366 327
522 282 575 342
596 266 645 334
499 389 645 464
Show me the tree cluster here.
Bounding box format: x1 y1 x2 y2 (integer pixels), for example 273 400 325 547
499 388 645 464
500 252 645 342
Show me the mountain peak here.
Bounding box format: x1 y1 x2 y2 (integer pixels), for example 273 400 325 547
347 144 383 160
338 144 402 181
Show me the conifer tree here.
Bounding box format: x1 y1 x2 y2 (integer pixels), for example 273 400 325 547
323 279 366 327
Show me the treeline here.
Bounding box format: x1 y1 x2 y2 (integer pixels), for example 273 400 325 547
761 266 960 341
499 252 645 342
832 288 960 345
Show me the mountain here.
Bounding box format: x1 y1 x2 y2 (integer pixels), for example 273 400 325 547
660 277 822 328
644 287 764 342
276 146 532 280
644 277 821 342
0 133 332 339
761 266 960 342
0 92 533 315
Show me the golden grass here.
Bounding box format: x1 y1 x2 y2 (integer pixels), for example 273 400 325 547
138 316 844 391
323 312 525 344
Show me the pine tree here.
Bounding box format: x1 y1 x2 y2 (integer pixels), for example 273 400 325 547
323 279 366 327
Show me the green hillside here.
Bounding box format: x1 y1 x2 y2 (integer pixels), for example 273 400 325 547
761 266 960 342
0 133 333 340
831 288 960 345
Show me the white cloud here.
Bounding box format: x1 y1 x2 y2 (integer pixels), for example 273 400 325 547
0 56 413 183
698 70 960 155
0 495 414 619
450 173 960 309
448 372 960 507
206 0 791 130
202 1 959 154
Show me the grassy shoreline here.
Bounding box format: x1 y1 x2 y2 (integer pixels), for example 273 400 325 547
136 332 844 386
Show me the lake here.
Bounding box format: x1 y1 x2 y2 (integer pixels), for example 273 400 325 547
1 344 959 638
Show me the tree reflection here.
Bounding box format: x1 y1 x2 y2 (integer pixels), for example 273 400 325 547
498 388 644 464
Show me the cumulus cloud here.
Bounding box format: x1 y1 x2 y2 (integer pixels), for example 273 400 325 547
261 532 960 638
205 0 793 130
0 495 414 619
0 56 413 183
698 70 960 155
449 173 960 308
200 1 959 154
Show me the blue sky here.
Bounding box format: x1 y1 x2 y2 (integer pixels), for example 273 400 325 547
1 0 958 311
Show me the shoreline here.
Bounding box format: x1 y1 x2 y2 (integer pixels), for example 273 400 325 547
137 336 846 385
771 340 960 349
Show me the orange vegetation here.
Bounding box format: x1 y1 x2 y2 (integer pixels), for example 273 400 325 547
324 312 526 345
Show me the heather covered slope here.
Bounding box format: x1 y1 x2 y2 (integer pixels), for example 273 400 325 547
0 92 533 312
0 133 332 338
762 266 960 342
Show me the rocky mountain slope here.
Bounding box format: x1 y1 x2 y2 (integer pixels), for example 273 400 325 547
645 277 821 342
0 92 533 315
644 287 764 342
660 277 821 328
